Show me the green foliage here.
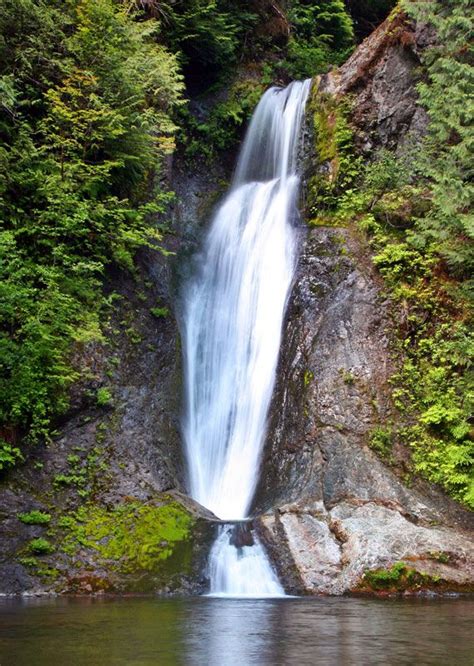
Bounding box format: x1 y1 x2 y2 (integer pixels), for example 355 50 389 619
404 0 474 283
96 387 113 407
179 75 265 162
341 370 356 386
370 427 393 457
18 557 39 568
307 91 361 224
150 306 169 319
428 551 450 564
357 157 472 507
303 369 314 387
159 0 258 75
0 439 23 472
361 561 442 591
278 0 354 79
52 446 108 498
308 81 473 507
18 510 51 525
28 537 54 555
0 0 183 455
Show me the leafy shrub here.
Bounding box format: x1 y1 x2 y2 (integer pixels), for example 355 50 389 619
159 0 258 75
180 75 265 161
370 427 393 457
278 0 354 79
404 0 474 281
0 440 23 473
0 0 183 454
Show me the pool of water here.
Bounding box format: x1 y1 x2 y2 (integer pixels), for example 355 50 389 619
1 596 473 665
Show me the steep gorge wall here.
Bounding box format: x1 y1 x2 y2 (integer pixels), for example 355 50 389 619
255 11 474 595
1 9 472 598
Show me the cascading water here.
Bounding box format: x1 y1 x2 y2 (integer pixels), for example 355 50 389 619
181 79 311 596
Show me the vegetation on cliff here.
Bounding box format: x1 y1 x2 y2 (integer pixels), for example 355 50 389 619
0 0 362 467
0 0 471 520
308 0 473 508
0 0 184 466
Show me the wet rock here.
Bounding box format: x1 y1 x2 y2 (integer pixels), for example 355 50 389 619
254 225 474 596
229 523 255 548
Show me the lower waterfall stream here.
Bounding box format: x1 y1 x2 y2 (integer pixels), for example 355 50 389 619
181 79 311 596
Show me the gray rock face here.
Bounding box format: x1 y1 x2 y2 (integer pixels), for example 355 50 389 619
258 499 474 595
255 228 397 513
253 12 474 593
254 233 474 594
321 11 435 153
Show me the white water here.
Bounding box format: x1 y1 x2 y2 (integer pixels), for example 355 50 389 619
208 526 284 598
181 80 311 596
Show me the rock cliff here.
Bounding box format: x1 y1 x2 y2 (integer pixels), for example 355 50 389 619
0 9 472 598
255 10 474 595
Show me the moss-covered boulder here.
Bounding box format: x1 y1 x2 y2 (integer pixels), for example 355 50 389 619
1 491 216 596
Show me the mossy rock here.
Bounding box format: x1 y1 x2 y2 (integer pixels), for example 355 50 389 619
355 561 473 595
55 496 215 593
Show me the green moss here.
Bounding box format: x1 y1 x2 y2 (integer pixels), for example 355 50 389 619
28 538 54 555
428 551 450 564
361 561 442 592
36 567 60 580
303 370 314 387
96 387 113 407
306 88 361 219
18 556 39 568
340 369 356 386
18 510 51 525
52 445 110 500
150 306 169 319
308 214 346 228
59 500 195 575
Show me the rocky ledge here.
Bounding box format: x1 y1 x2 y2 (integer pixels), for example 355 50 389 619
258 499 473 596
254 227 474 596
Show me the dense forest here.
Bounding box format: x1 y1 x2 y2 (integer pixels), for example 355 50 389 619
0 0 472 517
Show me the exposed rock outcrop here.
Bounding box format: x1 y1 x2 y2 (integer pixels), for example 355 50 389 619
321 9 435 153
255 11 474 595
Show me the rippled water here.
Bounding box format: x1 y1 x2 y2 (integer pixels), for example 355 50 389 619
1 597 473 665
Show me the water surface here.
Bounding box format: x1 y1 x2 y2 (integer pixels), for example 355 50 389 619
1 597 473 665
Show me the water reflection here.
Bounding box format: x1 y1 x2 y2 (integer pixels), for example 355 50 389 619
0 597 473 665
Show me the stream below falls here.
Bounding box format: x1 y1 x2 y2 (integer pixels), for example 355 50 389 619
180 80 311 596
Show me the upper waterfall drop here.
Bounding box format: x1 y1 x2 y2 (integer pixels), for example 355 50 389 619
181 79 311 523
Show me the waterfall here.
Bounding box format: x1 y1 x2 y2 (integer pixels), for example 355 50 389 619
181 79 311 596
